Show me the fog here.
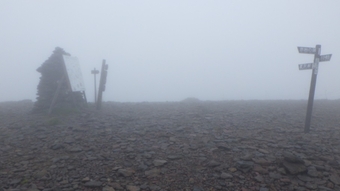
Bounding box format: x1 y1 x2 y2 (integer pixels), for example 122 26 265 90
1 1 339 102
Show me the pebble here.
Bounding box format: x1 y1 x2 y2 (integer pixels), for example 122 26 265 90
220 172 233 179
126 185 140 191
84 181 102 187
118 168 135 177
153 159 167 167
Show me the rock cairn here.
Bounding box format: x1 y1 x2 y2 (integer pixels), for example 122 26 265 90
33 47 85 113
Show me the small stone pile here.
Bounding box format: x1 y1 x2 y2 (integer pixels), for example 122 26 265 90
33 47 85 113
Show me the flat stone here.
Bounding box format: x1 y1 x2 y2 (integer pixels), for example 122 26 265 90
269 172 281 180
283 161 307 174
193 186 204 191
240 154 253 161
297 175 313 182
149 185 161 190
167 155 183 160
307 166 319 177
153 159 167 167
34 169 47 178
84 181 102 187
283 152 304 164
27 189 40 191
252 158 270 165
145 168 160 177
237 161 254 168
329 174 340 185
118 168 135 177
258 149 269 154
237 161 254 172
207 160 221 167
318 186 334 191
68 146 83 152
127 138 136 142
50 144 63 150
259 188 269 191
254 175 264 182
220 172 233 179
111 183 123 190
102 187 116 191
228 167 237 172
216 144 231 150
126 185 140 191
253 165 268 174
10 178 22 185
305 182 317 190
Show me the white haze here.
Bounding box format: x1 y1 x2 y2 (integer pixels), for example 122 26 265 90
0 1 340 102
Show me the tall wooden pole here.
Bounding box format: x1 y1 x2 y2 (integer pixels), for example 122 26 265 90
304 45 320 133
297 44 332 133
91 68 99 103
97 60 108 110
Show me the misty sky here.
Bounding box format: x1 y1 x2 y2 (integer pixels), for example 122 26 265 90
1 1 340 102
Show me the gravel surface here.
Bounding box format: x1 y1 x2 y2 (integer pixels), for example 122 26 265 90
1 100 340 191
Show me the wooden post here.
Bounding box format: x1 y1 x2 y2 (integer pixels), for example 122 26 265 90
91 68 99 103
304 45 320 133
97 60 108 110
297 45 332 133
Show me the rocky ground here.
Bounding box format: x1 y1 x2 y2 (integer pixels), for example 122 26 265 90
1 99 340 191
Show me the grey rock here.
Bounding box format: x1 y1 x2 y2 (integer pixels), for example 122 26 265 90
68 146 83 152
145 168 160 177
318 186 334 191
84 181 102 187
259 188 269 191
138 163 148 171
305 182 317 190
153 159 167 167
149 185 161 191
34 169 48 178
236 161 254 172
298 175 313 182
269 172 281 179
207 160 221 167
118 168 135 177
216 144 231 150
10 178 22 185
167 155 182 160
307 166 319 177
220 172 233 179
254 175 264 182
50 144 64 150
240 153 253 161
283 152 304 164
283 161 307 174
126 185 140 191
102 187 116 191
111 183 124 190
193 186 204 191
329 173 340 185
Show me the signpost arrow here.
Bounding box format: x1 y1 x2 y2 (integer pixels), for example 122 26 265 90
298 44 332 133
298 63 313 70
319 54 332 62
298 47 317 54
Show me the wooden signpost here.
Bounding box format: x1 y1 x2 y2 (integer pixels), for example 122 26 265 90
96 60 108 110
91 68 99 103
297 45 332 133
